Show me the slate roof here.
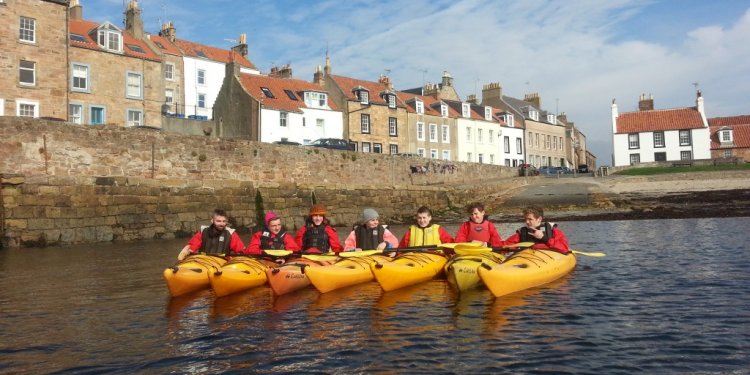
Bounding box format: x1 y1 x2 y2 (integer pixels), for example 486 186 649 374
396 92 457 117
615 108 705 134
237 74 337 113
329 75 402 107
69 19 161 62
709 116 750 149
502 95 540 116
173 39 256 69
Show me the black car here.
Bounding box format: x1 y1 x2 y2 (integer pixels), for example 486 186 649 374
274 140 301 146
308 138 352 151
578 164 589 173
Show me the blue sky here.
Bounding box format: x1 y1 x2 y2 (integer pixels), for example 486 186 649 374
89 0 750 164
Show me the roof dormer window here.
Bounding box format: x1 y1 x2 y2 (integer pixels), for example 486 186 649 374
484 106 492 121
387 94 396 108
547 114 556 123
440 103 448 117
353 87 369 105
528 108 539 121
304 91 328 109
95 23 122 53
719 127 733 144
415 99 424 114
505 114 514 127
462 103 470 118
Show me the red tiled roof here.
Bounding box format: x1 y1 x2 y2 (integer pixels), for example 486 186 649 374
173 39 256 69
329 75 402 107
237 74 338 113
148 34 182 56
709 120 750 149
708 115 750 127
69 19 161 62
615 108 705 134
396 91 456 117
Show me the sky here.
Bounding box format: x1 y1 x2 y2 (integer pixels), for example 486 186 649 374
88 0 750 165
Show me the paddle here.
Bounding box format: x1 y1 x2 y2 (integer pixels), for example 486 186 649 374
570 250 606 257
338 249 384 258
301 254 339 262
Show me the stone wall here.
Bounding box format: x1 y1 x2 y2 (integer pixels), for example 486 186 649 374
1 117 521 247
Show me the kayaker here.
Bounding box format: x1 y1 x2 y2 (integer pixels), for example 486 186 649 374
454 202 505 247
245 211 301 255
176 209 246 260
343 208 398 251
504 205 570 253
294 204 343 253
398 205 454 248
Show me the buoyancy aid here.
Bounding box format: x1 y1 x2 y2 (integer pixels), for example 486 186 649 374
519 222 555 244
465 219 493 243
408 224 443 246
260 228 289 250
354 224 385 250
302 220 331 252
199 225 235 254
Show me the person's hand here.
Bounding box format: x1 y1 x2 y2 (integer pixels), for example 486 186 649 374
528 228 543 239
376 242 387 250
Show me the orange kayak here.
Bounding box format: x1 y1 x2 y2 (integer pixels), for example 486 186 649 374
265 256 336 295
209 256 277 297
163 254 226 297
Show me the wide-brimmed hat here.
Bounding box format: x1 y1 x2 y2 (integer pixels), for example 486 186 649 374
309 204 327 216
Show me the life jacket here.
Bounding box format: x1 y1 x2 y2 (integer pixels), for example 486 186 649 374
199 225 235 254
259 228 289 250
519 222 555 244
354 224 385 250
465 219 493 243
302 219 331 252
408 224 443 246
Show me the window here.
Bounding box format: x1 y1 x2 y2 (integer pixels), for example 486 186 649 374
373 143 382 153
389 144 398 154
165 89 174 104
490 154 495 164
127 44 145 53
417 148 425 157
484 107 492 121
350 142 358 152
431 149 438 159
462 103 470 117
654 152 667 162
546 135 551 149
72 63 90 92
304 92 327 108
389 117 397 136
97 24 122 52
467 152 472 162
529 109 539 121
280 112 287 127
528 132 534 146
165 63 175 80
90 106 105 125
441 104 448 117
553 137 557 150
679 130 691 146
387 95 396 108
417 122 424 141
260 87 274 98
70 34 86 43
441 125 449 143
415 100 423 114
19 60 35 85
653 131 665 148
442 150 450 160
504 136 510 153
197 94 206 108
429 124 437 142
69 104 83 124
477 129 483 143
17 101 38 117
720 129 732 143
127 109 143 126
628 133 640 149
197 69 206 85
126 72 142 99
516 138 522 154
547 114 555 123
680 151 692 160
361 114 370 133
19 17 35 43
358 90 369 104
629 153 640 165
362 142 371 153
488 130 494 143
723 149 732 158
316 118 324 128
478 154 484 164
285 90 298 100
535 133 539 148
504 114 515 127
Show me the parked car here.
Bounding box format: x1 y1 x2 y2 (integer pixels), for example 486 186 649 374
274 140 301 146
578 164 590 173
396 153 420 158
518 163 539 176
308 138 352 151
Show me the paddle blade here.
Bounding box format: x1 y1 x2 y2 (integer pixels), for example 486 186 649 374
502 242 535 250
571 250 606 257
263 250 293 257
302 254 339 262
454 244 492 255
338 249 383 258
440 242 482 249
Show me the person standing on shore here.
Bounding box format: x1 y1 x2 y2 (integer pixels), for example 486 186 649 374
454 202 505 247
398 205 454 248
294 204 343 253
176 209 246 260
504 206 569 253
343 208 399 251
245 211 301 254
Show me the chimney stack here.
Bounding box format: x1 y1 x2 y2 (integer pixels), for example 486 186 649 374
269 64 293 79
69 0 83 20
125 0 144 39
231 33 248 57
441 70 453 87
159 21 176 43
378 74 393 90
466 94 478 105
638 93 654 111
524 92 541 109
481 82 503 106
313 65 324 86
423 83 439 98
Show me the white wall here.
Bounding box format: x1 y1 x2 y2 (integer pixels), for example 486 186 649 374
456 118 506 164
499 126 525 166
182 57 225 120
259 108 343 144
613 128 711 166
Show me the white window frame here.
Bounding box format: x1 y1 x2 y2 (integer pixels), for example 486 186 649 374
430 149 438 159
466 127 472 142
629 153 640 165
389 144 398 155
504 136 510 153
467 152 472 162
0 99 4 116
373 143 382 153
280 112 288 127
71 63 90 92
361 114 370 133
90 105 106 125
441 125 449 143
389 117 397 136
417 122 424 141
304 91 328 108
478 128 483 143
490 154 495 164
653 131 665 148
429 123 437 142
723 149 732 158
362 142 371 153
488 130 494 143
19 60 36 86
720 130 732 143
628 133 640 149
165 89 174 104
547 114 555 123
484 106 492 121
197 93 206 108
442 150 450 161
316 118 324 128
69 103 83 124
19 16 36 43
478 153 484 164
504 114 515 127
165 63 175 81
516 138 523 154
462 103 470 118
440 104 448 117
17 100 39 117
126 109 143 126
417 148 425 157
680 150 692 160
197 69 206 86
387 95 396 108
679 130 691 146
126 72 143 99
359 90 369 105
529 109 539 121
97 24 122 52
415 100 424 114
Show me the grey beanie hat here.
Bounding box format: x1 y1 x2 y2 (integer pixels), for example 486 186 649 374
362 208 379 223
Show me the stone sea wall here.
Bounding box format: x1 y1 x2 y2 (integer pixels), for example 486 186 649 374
0 118 520 248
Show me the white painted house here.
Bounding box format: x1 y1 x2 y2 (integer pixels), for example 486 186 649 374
612 91 711 167
453 102 515 165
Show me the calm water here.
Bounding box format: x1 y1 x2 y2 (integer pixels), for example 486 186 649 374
1 218 749 374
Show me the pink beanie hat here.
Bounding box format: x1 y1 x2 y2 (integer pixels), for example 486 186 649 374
264 211 279 226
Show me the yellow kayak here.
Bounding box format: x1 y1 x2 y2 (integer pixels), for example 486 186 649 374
478 248 576 297
306 254 393 293
445 251 505 292
163 254 226 297
208 256 277 297
371 252 447 292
